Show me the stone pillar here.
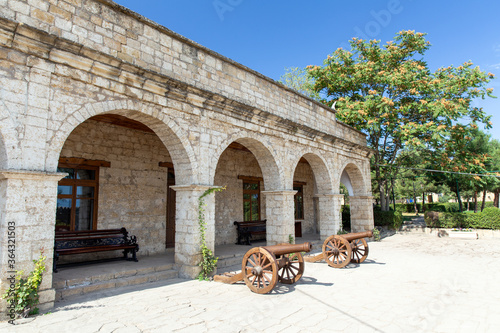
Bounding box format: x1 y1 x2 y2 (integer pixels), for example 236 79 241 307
315 194 343 241
261 190 296 245
170 185 217 279
349 195 374 232
0 170 66 318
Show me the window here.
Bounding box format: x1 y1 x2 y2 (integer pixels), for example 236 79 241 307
294 185 304 220
243 181 260 221
56 164 99 231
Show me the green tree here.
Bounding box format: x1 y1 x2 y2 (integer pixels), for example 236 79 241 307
485 138 500 208
279 67 321 101
308 30 495 211
427 130 495 212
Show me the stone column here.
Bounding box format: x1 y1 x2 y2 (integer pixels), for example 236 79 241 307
261 190 296 245
315 194 343 241
170 185 218 279
0 170 66 318
349 195 374 232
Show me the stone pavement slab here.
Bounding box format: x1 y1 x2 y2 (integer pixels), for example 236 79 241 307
1 233 500 332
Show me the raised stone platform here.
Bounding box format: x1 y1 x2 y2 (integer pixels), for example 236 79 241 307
53 253 177 301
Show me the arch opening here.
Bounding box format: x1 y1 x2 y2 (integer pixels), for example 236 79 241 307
292 153 334 240
212 139 282 247
339 162 367 232
53 112 191 276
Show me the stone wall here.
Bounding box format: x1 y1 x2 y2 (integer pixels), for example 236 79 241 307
0 0 366 147
60 119 172 256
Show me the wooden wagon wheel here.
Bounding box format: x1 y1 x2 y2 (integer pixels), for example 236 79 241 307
242 247 278 294
277 252 305 284
322 235 352 268
350 238 369 264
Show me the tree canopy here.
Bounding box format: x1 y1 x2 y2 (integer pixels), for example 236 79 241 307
305 30 495 210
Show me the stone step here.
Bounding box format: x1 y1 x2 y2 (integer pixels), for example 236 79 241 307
56 269 178 301
55 261 178 301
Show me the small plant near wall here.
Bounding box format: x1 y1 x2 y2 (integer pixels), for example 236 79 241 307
373 228 381 242
2 251 46 322
337 228 349 235
198 186 225 281
288 234 295 244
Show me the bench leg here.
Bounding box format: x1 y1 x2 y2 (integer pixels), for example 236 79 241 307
123 249 129 259
132 249 138 262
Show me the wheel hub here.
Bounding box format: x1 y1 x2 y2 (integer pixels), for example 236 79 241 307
251 265 263 276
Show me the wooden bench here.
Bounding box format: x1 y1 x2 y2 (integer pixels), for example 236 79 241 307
53 228 139 272
234 220 266 245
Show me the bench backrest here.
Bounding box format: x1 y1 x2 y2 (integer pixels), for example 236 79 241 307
55 228 129 250
234 220 266 228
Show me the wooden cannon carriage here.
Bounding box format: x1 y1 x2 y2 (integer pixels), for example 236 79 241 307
305 231 373 268
214 242 312 294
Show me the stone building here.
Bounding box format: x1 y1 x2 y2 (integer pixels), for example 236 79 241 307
0 0 373 312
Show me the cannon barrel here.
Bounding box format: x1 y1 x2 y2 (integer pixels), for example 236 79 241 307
262 242 312 257
341 231 373 242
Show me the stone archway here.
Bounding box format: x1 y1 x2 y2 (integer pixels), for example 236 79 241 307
47 101 207 279
338 162 373 232
292 153 337 240
211 136 290 245
211 136 285 191
46 100 197 185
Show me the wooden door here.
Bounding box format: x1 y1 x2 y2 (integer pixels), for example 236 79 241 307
166 169 176 248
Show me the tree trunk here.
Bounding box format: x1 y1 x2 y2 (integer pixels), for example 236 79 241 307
455 186 463 212
379 179 391 211
481 189 487 212
422 192 425 212
413 181 418 215
473 191 478 213
494 189 499 208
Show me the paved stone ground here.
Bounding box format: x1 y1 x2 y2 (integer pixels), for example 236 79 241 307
2 233 500 333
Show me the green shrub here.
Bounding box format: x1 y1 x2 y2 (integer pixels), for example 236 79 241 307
374 211 403 230
424 207 500 229
2 253 46 320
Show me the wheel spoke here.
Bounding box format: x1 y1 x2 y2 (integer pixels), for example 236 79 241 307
262 262 272 270
248 256 257 267
289 264 299 272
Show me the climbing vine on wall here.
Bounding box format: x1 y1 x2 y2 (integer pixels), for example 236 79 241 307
198 186 225 280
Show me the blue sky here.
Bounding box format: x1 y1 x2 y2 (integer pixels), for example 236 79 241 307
114 0 500 141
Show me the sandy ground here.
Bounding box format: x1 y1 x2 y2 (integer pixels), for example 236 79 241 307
1 233 500 332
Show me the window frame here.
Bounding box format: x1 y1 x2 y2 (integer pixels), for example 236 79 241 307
242 180 261 222
56 163 100 231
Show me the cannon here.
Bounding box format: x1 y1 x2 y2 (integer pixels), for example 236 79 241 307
304 231 373 268
214 242 312 294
